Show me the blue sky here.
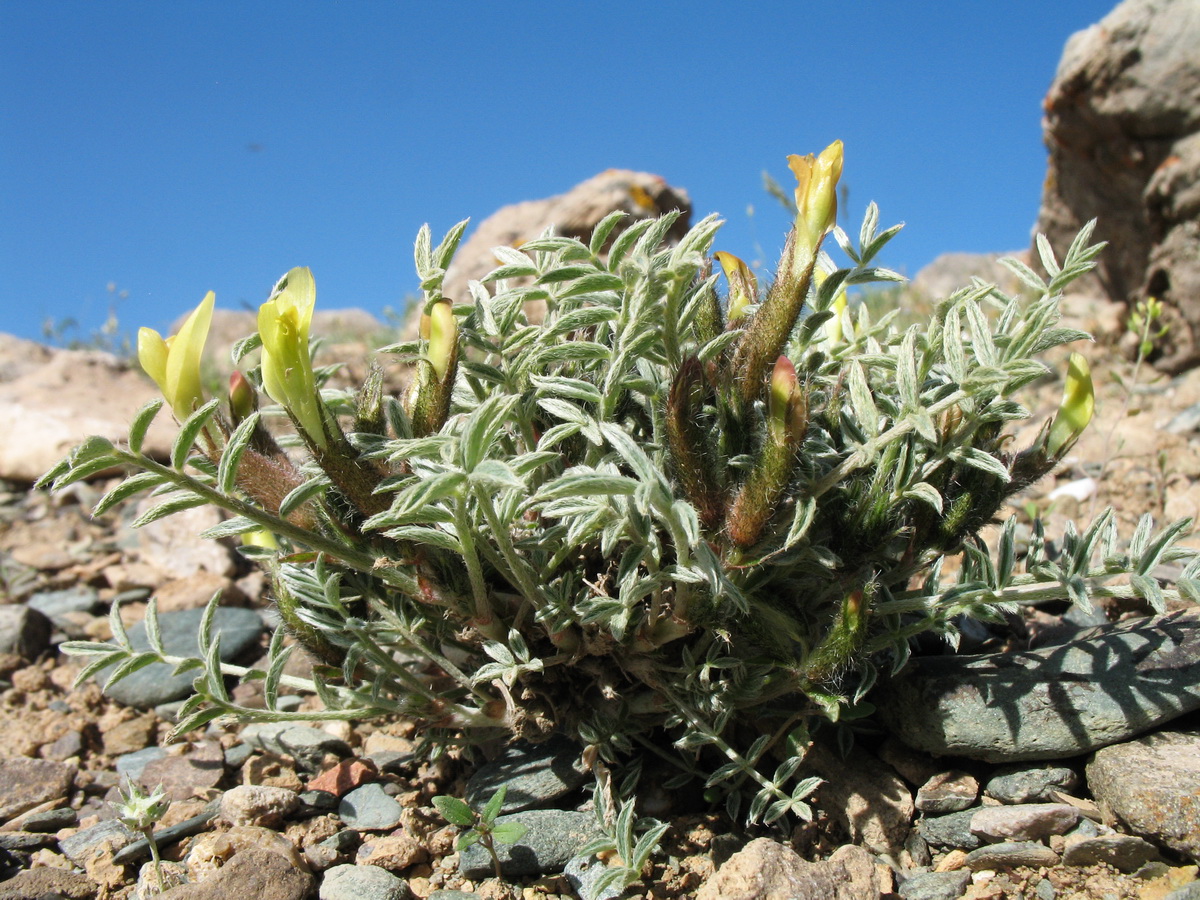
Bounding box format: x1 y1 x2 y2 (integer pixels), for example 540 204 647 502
1 1 1114 345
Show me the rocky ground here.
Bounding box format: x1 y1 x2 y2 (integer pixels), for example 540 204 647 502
0 286 1198 900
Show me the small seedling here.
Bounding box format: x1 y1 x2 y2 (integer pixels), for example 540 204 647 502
433 785 528 881
112 777 170 894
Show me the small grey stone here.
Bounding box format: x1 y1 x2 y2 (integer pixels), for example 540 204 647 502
367 749 418 775
338 783 403 831
917 810 983 850
241 722 351 771
458 809 604 879
27 585 100 625
1035 877 1056 900
0 757 76 821
0 831 58 851
1165 883 1200 900
320 830 362 854
19 806 76 832
427 893 478 900
300 789 339 812
1166 403 1200 435
115 746 168 782
41 729 85 761
101 607 265 709
898 869 972 900
0 605 51 659
319 863 411 900
1061 833 1161 872
985 765 1079 804
224 742 254 768
59 818 137 865
465 736 588 814
965 840 1059 870
564 854 625 900
0 866 96 899
970 804 1081 843
916 771 979 814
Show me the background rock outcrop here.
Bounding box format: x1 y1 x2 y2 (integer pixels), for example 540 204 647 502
1034 0 1200 370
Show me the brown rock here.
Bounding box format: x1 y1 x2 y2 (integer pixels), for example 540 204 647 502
219 784 300 828
165 846 313 900
307 758 378 798
916 771 980 815
100 712 157 756
1088 730 1200 862
441 169 692 307
808 741 914 856
1034 0 1200 370
138 740 224 801
696 839 880 900
185 825 308 883
969 803 1081 843
355 830 428 871
0 339 179 482
0 865 96 899
0 757 76 822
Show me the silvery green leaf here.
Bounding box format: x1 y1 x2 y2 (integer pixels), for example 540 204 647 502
231 333 262 364
130 494 208 528
530 374 603 404
1129 573 1166 613
859 201 879 250
128 399 164 455
904 482 943 514
590 210 626 255
73 651 129 689
847 361 879 439
218 412 260 494
537 397 592 427
897 326 921 409
93 472 168 517
197 591 222 659
1036 234 1060 277
383 526 462 553
168 708 226 743
278 476 330 519
104 651 162 689
468 459 523 491
51 453 124 490
434 219 469 270
144 597 164 657
558 273 626 298
1135 517 1192 575
460 395 518 471
413 224 433 278
999 255 1047 293
171 398 220 470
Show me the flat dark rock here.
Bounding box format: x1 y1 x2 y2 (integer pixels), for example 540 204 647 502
873 610 1200 762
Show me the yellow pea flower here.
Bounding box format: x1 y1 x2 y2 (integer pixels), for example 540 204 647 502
787 140 844 255
138 291 215 422
258 267 327 448
814 268 849 346
713 251 757 324
1046 352 1094 458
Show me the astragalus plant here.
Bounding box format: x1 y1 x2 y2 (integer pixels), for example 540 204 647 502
43 142 1200 825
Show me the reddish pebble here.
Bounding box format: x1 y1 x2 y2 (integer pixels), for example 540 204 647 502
307 758 378 797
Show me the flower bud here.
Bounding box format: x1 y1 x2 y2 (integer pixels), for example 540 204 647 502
1046 352 1094 458
228 371 258 424
138 291 214 422
714 251 756 325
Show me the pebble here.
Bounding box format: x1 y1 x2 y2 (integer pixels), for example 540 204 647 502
916 771 979 814
41 729 85 762
898 869 972 900
102 713 158 756
0 831 59 851
224 742 254 768
458 809 603 880
985 765 1079 804
964 841 1059 870
114 747 168 782
874 610 1200 762
137 740 224 800
100 607 265 709
308 758 379 798
320 863 412 900
19 806 76 832
338 783 403 831
26 585 100 625
564 853 625 900
464 736 589 815
1061 832 1161 872
696 841 880 900
219 784 300 828
1087 730 1200 862
0 866 96 899
299 789 340 814
1165 883 1200 900
59 818 137 866
355 831 428 870
918 810 983 851
0 757 77 822
160 846 313 900
240 722 351 771
0 606 51 660
969 804 1081 843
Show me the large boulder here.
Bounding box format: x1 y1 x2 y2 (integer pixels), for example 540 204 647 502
1034 0 1200 370
441 168 691 305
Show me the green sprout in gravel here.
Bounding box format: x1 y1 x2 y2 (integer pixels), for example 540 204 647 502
42 141 1200 843
433 785 528 881
113 777 170 895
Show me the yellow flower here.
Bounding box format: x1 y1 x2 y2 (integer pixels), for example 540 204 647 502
814 268 849 346
138 291 215 421
713 251 757 323
1047 352 1094 457
787 140 844 253
258 267 327 447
